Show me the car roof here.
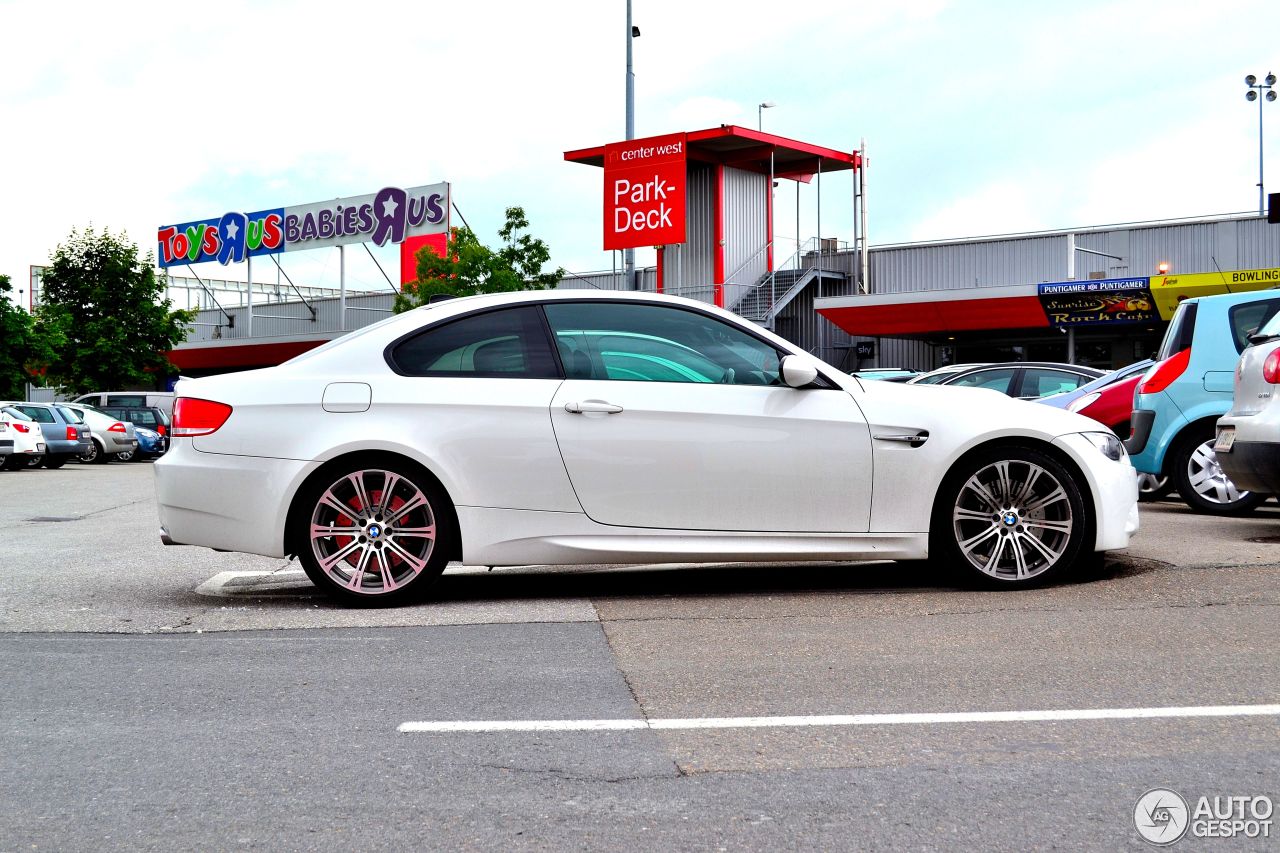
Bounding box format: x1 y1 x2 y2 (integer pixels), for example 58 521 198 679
1184 286 1280 308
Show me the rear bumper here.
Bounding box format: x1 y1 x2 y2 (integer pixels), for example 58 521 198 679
1216 440 1280 495
44 439 90 456
1125 408 1157 456
154 441 310 558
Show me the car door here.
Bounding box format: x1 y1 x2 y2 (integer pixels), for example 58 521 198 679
381 304 581 513
543 300 873 533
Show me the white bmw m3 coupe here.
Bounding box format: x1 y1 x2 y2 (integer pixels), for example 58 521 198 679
156 290 1139 603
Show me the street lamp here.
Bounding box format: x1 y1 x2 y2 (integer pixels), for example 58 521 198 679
758 101 775 131
1245 72 1277 215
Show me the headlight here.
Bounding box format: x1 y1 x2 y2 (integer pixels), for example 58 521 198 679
1067 392 1101 413
1082 431 1126 461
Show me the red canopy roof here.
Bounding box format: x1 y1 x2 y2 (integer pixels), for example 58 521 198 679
565 125 859 181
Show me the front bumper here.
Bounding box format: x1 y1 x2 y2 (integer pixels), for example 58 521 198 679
1216 440 1280 495
1052 433 1140 551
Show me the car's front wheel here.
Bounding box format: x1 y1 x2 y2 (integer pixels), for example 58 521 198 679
293 459 453 605
1171 425 1265 516
933 446 1091 588
114 448 136 463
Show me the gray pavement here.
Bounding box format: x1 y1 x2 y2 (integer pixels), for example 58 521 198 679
1 462 1278 850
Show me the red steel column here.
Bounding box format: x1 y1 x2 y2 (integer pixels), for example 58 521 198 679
766 172 774 272
655 246 664 293
713 163 725 307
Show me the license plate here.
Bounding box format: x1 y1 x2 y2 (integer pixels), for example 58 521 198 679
1214 427 1236 453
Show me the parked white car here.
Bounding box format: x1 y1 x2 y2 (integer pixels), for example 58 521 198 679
156 291 1139 603
1216 312 1280 495
0 405 46 470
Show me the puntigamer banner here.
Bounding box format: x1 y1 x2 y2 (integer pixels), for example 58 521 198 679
157 183 449 268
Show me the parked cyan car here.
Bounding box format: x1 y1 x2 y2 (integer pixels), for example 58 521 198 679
1126 288 1280 514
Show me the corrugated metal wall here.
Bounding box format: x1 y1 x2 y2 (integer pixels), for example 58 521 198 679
183 291 398 343
866 215 1280 295
722 166 769 308
663 162 715 300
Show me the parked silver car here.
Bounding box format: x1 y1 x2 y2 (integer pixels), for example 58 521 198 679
4 402 91 468
59 403 139 464
1216 312 1280 495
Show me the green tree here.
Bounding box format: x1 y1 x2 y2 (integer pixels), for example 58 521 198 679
0 274 55 400
38 227 195 396
394 206 566 312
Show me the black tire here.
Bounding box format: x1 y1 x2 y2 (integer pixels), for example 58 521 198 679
1 455 27 471
1136 472 1173 502
1171 424 1266 516
292 456 454 606
79 440 108 464
43 455 69 469
931 445 1092 589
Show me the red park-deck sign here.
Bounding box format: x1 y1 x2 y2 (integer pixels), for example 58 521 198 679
603 133 687 251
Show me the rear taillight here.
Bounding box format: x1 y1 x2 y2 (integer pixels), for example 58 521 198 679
172 398 233 437
107 422 126 434
12 422 30 433
65 426 77 441
156 424 167 436
1264 348 1280 384
1137 348 1190 395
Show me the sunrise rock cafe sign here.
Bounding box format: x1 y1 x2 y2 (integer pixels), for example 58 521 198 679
156 183 449 267
603 133 687 251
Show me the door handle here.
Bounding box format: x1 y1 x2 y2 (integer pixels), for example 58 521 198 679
565 400 624 415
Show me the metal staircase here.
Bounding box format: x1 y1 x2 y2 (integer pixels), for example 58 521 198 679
731 240 850 329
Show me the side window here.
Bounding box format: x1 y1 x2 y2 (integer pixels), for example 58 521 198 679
946 368 1016 394
129 409 159 427
1228 299 1280 353
542 302 782 386
390 306 559 378
106 395 146 407
1021 368 1088 398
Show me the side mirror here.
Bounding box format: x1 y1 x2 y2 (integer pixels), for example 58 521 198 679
780 355 819 388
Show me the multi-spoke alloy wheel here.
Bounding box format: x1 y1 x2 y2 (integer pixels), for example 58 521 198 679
296 462 449 603
1172 427 1265 516
935 447 1090 587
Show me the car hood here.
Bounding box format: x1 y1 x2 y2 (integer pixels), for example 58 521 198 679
853 377 1112 439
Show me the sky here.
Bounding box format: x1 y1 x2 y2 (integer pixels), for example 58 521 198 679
3 0 1280 305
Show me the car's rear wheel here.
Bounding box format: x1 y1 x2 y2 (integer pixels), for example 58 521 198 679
1136 472 1172 502
1172 425 1265 516
43 455 69 469
294 460 452 605
79 440 108 464
933 446 1091 589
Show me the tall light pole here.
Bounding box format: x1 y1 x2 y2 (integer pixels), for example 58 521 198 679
624 2 638 289
758 101 775 131
1245 72 1276 215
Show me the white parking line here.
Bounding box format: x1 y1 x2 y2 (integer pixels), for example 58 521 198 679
397 703 1280 733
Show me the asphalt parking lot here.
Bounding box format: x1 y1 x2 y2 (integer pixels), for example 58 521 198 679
2 462 1278 850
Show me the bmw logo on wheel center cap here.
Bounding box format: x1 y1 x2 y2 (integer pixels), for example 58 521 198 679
1002 511 1019 526
368 524 382 539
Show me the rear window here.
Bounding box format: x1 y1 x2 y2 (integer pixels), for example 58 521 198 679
2 406 34 421
1228 298 1280 353
55 406 84 424
106 395 147 407
1156 302 1197 360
